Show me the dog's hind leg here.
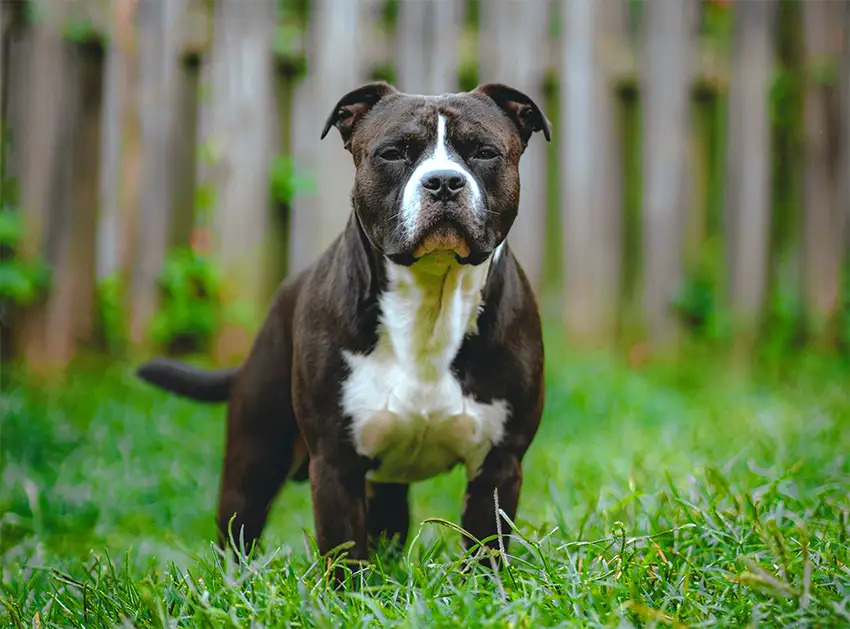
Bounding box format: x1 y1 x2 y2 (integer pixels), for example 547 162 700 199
214 292 300 553
216 391 298 553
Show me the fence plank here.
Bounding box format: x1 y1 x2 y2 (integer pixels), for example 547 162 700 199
16 12 104 370
640 0 696 349
479 0 549 292
16 0 77 367
129 0 184 344
725 0 774 339
560 0 625 344
0 4 6 154
843 3 850 294
170 54 200 249
396 0 461 94
802 0 845 336
95 31 123 282
96 0 143 298
288 0 370 275
1 3 25 193
18 2 69 262
202 0 277 361
67 46 103 350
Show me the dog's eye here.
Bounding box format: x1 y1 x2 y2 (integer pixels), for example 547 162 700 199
474 146 500 160
379 147 406 162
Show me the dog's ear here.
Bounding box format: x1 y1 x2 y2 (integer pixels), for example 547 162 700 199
321 82 398 150
473 83 552 147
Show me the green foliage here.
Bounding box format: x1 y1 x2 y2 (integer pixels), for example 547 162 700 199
274 23 302 56
768 0 805 349
279 0 310 24
63 16 101 44
380 0 398 28
148 247 222 353
273 13 306 76
770 67 804 130
761 281 805 361
370 62 396 86
269 155 316 206
222 298 262 333
193 182 217 221
0 211 50 307
457 62 479 94
1 348 849 626
194 141 220 222
95 274 128 354
22 1 44 24
671 274 728 342
701 0 733 43
839 261 850 355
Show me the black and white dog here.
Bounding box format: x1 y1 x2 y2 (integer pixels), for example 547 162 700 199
138 82 550 565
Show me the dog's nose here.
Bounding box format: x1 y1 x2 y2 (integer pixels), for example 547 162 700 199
421 170 466 200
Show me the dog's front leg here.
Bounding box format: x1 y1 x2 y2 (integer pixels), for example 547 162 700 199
366 481 410 552
461 447 523 563
309 455 368 581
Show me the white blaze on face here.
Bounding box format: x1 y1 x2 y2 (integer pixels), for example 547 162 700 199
400 114 482 237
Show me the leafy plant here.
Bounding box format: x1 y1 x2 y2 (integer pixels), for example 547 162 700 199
269 155 315 207
671 274 729 342
95 274 128 354
63 16 101 44
701 0 733 43
0 210 50 309
839 260 850 357
148 247 222 354
762 279 805 360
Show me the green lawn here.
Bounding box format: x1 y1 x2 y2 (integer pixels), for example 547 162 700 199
1 340 849 627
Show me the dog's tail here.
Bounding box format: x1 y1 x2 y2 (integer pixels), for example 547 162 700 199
136 358 236 403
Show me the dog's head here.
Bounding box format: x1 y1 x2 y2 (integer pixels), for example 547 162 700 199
321 82 551 266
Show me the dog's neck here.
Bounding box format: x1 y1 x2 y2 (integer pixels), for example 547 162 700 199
377 253 492 381
344 212 506 377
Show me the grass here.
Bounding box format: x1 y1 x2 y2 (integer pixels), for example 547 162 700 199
1 339 849 627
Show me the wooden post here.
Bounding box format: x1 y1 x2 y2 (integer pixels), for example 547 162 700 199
640 0 696 350
478 0 549 292
129 0 184 345
16 0 74 367
396 0 461 94
17 1 69 262
96 0 141 289
725 1 775 343
802 0 845 338
16 0 104 370
0 2 24 192
560 0 625 344
0 4 7 163
288 0 370 275
66 45 104 351
203 0 276 361
842 4 850 305
170 53 200 250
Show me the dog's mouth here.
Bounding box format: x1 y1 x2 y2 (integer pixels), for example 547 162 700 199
412 220 471 260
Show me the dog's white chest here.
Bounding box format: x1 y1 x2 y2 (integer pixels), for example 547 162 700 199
341 256 509 483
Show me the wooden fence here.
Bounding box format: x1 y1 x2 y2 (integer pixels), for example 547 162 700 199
1 0 848 369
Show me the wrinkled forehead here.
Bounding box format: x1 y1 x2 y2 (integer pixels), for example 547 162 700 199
352 93 518 152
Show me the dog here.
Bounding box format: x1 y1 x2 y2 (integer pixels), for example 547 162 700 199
138 82 549 567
